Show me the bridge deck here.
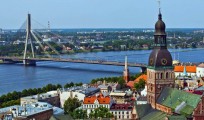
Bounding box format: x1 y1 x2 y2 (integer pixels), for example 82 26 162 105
0 57 147 68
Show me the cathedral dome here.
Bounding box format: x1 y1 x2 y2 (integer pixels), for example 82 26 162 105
148 49 172 67
155 13 166 35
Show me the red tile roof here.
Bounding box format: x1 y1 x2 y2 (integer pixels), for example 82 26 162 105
126 81 135 88
174 66 196 73
135 74 147 83
126 74 147 88
83 94 111 104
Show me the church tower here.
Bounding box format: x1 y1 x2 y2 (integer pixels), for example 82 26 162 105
147 9 175 109
123 56 130 83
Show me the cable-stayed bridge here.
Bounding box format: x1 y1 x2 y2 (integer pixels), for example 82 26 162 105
0 14 147 72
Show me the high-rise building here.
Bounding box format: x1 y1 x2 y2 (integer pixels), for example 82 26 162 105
146 9 175 109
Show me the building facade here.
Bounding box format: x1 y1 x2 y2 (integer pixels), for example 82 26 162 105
110 103 133 120
82 94 114 115
110 91 132 104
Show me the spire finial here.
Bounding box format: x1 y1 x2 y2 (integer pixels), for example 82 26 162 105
157 0 162 20
157 0 161 11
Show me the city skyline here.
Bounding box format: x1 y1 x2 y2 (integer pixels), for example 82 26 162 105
0 0 204 29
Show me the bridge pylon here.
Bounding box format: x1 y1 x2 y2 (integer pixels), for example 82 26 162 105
23 14 36 66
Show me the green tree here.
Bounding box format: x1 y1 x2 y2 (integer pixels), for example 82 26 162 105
134 79 146 92
89 106 113 119
71 109 87 119
118 78 126 88
56 84 62 89
64 97 81 114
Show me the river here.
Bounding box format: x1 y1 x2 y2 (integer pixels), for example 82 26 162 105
0 48 204 95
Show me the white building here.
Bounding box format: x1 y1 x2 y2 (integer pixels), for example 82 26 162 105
58 86 99 108
82 94 114 115
197 63 204 77
110 103 133 120
174 65 196 78
141 86 147 96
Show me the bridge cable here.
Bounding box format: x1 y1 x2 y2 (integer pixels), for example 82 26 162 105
31 30 52 58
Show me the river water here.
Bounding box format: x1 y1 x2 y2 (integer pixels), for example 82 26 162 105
0 48 204 95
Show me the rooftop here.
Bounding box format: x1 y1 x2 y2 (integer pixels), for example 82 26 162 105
157 87 201 116
59 86 100 96
174 65 196 73
135 104 152 118
198 63 204 68
141 110 167 120
83 94 111 104
135 74 147 83
127 74 147 88
22 91 58 100
110 103 133 110
0 102 53 119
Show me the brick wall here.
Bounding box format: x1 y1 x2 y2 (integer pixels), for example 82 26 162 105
156 103 172 114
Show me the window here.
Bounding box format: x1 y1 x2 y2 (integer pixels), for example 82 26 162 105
156 73 158 79
161 73 163 79
166 72 168 79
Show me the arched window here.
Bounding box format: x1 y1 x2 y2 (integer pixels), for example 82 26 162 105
166 72 168 79
161 73 163 79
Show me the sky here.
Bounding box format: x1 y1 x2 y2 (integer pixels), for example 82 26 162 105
0 0 203 29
